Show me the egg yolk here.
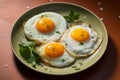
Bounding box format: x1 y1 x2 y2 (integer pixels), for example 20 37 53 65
36 18 55 33
45 43 64 58
71 28 90 42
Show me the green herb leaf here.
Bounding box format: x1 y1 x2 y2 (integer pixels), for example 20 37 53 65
19 41 41 68
65 43 68 46
79 42 84 45
62 59 65 62
79 63 83 66
72 66 80 70
44 68 48 70
64 10 80 23
56 31 61 34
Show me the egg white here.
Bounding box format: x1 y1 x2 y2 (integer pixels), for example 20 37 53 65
60 22 103 57
36 42 75 67
24 12 67 44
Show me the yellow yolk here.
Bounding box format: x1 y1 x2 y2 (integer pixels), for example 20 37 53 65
36 18 55 33
71 28 90 42
45 43 64 58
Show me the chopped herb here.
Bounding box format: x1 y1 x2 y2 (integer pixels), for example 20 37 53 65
65 43 68 46
79 42 84 45
62 59 65 62
41 15 44 18
48 59 51 62
73 50 76 52
79 63 83 66
19 41 41 68
64 10 80 23
47 25 49 28
44 68 48 70
72 66 80 70
56 31 61 34
91 31 93 33
91 36 94 39
81 34 84 37
40 15 48 18
40 64 43 67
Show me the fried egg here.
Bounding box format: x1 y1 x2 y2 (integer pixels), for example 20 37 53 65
60 22 103 57
36 42 75 67
24 12 67 44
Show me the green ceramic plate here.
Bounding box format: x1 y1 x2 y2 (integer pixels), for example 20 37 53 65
11 2 108 75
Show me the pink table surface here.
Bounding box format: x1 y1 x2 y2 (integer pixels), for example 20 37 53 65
0 0 120 80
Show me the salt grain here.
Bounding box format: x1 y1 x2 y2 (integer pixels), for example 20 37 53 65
98 2 101 5
100 7 103 11
50 0 53 1
100 18 104 21
26 6 30 9
4 64 8 68
118 15 120 18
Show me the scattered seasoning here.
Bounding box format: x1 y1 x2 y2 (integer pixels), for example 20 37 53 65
50 70 52 72
81 34 84 37
91 31 93 33
62 59 65 62
44 68 48 70
91 36 94 39
65 43 68 46
89 24 92 28
56 31 61 34
41 15 44 18
72 66 80 70
43 39 46 41
79 63 83 66
47 25 49 28
79 42 84 45
40 64 43 67
73 50 76 52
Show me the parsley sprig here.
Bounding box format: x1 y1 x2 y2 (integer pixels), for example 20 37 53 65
19 41 41 68
64 10 80 23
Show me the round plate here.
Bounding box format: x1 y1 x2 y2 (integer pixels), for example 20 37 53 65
11 2 108 75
